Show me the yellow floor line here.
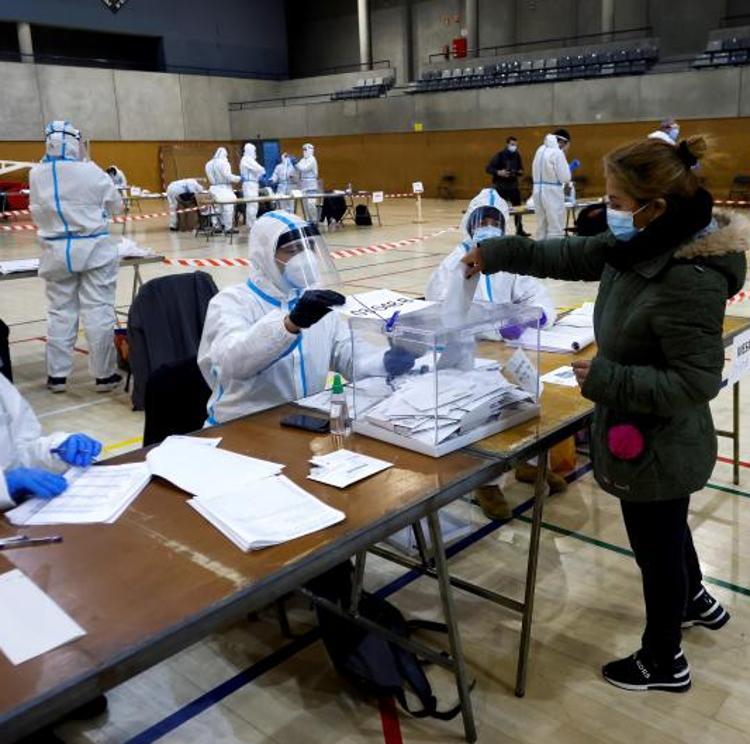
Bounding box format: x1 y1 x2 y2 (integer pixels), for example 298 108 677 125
104 435 143 452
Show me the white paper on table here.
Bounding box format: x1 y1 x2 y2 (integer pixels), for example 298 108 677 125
0 258 40 275
337 289 433 320
555 302 595 329
729 329 750 385
540 365 579 387
507 325 595 353
0 569 85 665
308 449 393 488
188 475 345 550
6 463 151 526
296 377 390 415
147 438 282 500
161 435 222 448
117 238 154 258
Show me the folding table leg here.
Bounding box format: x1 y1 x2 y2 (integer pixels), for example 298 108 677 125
515 451 548 697
427 510 477 743
350 551 367 611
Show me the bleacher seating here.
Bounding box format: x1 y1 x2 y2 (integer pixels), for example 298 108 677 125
406 42 659 94
331 75 395 101
693 36 750 69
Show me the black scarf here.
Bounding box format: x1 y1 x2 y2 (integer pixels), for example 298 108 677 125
605 187 714 272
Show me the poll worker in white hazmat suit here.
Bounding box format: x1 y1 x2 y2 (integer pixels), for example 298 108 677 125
270 152 299 212
205 147 240 233
648 117 680 145
198 211 397 424
166 178 205 230
426 187 556 329
30 120 124 393
296 143 319 223
106 165 128 188
239 143 266 227
531 129 573 239
0 371 102 511
425 186 560 519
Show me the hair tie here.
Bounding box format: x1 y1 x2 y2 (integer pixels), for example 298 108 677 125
677 140 698 169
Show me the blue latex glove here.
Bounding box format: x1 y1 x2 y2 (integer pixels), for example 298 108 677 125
290 156 298 166
570 158 581 172
500 324 525 341
54 434 103 468
501 312 547 340
5 468 68 502
384 347 417 377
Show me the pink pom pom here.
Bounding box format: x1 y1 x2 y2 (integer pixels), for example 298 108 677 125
607 424 645 461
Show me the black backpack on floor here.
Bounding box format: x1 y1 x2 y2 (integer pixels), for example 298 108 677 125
355 204 373 226
308 562 467 720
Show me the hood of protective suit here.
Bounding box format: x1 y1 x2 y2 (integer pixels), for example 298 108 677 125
213 147 228 160
248 211 318 300
44 121 81 161
543 133 560 149
460 188 511 242
243 143 256 159
648 130 677 146
302 144 314 155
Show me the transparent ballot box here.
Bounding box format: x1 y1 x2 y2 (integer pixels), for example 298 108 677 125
348 301 542 457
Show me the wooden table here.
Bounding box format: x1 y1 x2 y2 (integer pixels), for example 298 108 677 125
0 405 501 743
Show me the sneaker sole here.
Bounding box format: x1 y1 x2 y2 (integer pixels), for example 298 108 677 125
96 383 121 393
682 610 730 630
602 675 692 693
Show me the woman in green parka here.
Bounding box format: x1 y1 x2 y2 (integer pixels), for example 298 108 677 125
463 135 748 693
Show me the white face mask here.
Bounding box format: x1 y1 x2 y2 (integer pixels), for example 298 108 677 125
507 143 518 152
282 251 321 290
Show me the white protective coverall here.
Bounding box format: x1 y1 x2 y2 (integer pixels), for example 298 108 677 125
296 144 319 222
205 147 240 231
166 178 204 229
0 374 67 511
531 133 572 239
30 121 123 380
270 155 299 212
425 188 556 334
240 143 266 227
108 165 128 188
198 210 381 424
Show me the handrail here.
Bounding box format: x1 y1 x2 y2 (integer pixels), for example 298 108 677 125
296 59 391 77
427 26 654 63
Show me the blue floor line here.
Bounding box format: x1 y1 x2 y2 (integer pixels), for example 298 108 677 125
125 461 595 743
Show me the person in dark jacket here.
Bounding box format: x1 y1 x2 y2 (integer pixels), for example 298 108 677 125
485 136 529 236
463 135 748 693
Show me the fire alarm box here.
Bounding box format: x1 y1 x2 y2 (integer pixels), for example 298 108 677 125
452 37 467 58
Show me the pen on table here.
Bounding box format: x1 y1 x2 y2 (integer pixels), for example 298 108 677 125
0 535 64 551
49 447 98 465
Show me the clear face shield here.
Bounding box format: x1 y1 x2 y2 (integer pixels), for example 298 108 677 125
467 206 505 242
274 223 341 294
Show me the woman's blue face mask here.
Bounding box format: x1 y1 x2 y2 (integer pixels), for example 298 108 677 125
473 225 504 242
606 202 649 241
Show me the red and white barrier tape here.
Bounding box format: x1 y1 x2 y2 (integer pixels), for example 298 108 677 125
162 226 459 268
383 193 416 199
0 205 201 232
715 200 750 208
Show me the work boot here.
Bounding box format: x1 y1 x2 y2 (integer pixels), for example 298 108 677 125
475 485 512 521
514 462 568 494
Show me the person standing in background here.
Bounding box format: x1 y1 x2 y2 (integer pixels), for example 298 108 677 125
296 143 320 223
485 136 530 236
531 129 573 239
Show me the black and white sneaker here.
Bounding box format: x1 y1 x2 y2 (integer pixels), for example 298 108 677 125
95 373 122 392
602 649 691 693
46 376 67 393
683 587 730 630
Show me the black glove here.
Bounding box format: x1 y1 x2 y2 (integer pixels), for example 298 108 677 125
288 290 346 329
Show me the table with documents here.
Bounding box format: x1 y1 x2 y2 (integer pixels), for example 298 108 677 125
0 409 499 743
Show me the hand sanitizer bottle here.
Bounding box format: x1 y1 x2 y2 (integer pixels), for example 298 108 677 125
329 374 351 437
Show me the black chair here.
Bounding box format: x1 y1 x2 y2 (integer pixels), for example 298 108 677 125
143 357 211 447
0 319 12 382
127 271 218 411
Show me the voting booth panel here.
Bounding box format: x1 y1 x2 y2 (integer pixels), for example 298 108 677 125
348 301 543 457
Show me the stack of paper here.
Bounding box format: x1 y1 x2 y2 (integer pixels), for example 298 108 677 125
117 238 155 258
6 463 151 526
146 437 282 499
188 475 345 551
0 569 86 665
364 367 535 445
308 449 393 488
506 303 596 353
0 258 40 275
147 437 345 550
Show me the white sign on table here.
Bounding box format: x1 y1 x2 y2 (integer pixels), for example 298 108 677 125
728 329 750 385
412 181 424 194
372 191 384 203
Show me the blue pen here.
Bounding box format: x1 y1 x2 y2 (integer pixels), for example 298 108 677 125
384 311 402 389
50 447 98 466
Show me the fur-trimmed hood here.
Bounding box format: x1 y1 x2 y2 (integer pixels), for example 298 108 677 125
673 209 749 298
